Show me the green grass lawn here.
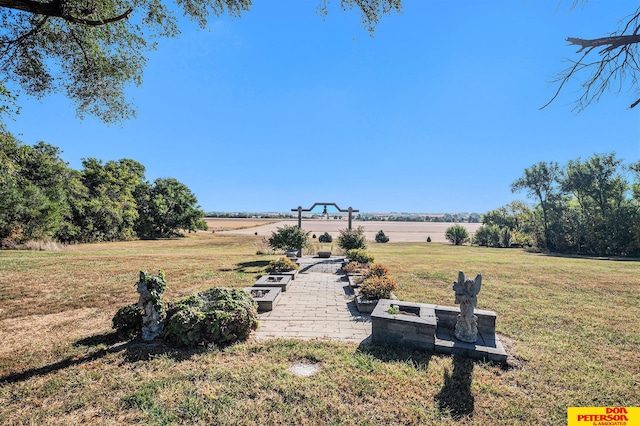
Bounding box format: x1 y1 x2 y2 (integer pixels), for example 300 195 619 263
0 234 638 425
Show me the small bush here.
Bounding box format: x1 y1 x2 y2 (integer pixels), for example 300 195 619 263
445 225 470 245
268 225 310 251
365 263 390 278
426 236 431 243
346 249 374 264
112 304 143 339
163 288 258 347
360 275 397 300
265 257 299 273
342 261 367 275
318 232 333 243
337 226 367 252
375 230 389 243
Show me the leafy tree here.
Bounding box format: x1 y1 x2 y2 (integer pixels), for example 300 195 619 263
134 177 207 238
337 226 367 251
71 158 145 242
511 161 562 251
445 225 469 246
0 0 401 124
267 225 310 252
0 134 71 245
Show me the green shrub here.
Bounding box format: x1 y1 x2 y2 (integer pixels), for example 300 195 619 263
265 256 299 273
345 248 374 264
337 226 367 252
268 225 309 251
445 224 470 245
163 288 258 347
375 230 389 243
112 303 143 339
360 275 397 300
318 232 333 243
426 236 432 243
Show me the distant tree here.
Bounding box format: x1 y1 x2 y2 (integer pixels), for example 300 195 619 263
134 178 207 238
445 225 469 246
267 225 309 252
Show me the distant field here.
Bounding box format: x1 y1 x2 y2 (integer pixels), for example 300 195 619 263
203 217 282 231
1 233 638 424
217 219 482 243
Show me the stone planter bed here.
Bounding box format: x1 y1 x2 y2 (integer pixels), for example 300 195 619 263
244 287 282 312
347 274 364 289
253 274 292 292
371 299 507 362
353 289 396 313
317 251 332 258
267 269 298 280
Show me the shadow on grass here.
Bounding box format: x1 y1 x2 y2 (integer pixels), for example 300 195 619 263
232 260 271 273
0 332 214 385
434 355 475 419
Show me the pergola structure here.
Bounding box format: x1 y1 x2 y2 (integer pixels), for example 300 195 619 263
291 203 359 230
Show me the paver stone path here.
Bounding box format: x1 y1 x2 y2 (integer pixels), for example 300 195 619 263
253 256 372 342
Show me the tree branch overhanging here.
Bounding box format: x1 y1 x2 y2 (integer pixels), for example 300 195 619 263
567 35 640 53
0 0 132 26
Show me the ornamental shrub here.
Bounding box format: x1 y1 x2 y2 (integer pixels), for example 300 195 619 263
268 225 309 252
365 263 390 278
345 248 374 264
112 303 143 339
375 230 389 243
318 232 333 243
337 226 367 252
163 288 258 347
445 224 470 245
342 261 363 275
265 257 299 273
360 275 397 300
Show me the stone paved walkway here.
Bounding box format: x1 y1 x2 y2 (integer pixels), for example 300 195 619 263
252 256 372 343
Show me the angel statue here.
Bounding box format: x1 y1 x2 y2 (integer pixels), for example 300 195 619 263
452 271 482 343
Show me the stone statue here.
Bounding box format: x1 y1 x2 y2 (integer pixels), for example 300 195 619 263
136 271 164 341
452 271 482 343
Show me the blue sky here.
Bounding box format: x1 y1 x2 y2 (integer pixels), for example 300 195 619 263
6 1 640 213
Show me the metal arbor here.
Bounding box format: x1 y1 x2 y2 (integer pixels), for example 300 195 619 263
291 203 359 230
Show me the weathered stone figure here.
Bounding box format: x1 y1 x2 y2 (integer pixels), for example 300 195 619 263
453 271 482 343
136 271 163 341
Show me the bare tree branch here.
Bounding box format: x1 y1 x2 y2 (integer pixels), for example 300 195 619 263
567 35 640 53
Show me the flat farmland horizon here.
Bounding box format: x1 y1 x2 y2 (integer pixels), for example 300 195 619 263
215 219 482 243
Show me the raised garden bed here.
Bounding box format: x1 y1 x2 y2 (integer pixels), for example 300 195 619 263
317 251 331 258
370 299 507 362
254 274 292 292
244 287 282 311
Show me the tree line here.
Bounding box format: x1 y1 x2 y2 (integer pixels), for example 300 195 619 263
474 153 640 257
0 133 207 248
